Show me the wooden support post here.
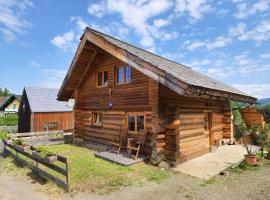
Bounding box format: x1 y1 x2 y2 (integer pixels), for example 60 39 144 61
66 158 70 192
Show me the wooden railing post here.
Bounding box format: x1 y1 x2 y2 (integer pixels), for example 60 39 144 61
66 157 70 192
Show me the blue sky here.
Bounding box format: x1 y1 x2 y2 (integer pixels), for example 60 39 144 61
0 0 270 99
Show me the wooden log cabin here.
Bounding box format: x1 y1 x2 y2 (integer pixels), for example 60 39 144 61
18 87 73 133
57 28 256 164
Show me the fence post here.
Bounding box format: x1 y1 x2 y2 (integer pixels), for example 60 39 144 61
45 126 49 146
66 157 70 192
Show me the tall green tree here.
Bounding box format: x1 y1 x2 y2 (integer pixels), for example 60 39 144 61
0 88 11 96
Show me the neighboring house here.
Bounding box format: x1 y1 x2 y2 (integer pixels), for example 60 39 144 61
18 87 73 133
0 95 21 115
240 107 268 128
0 96 9 116
57 28 256 164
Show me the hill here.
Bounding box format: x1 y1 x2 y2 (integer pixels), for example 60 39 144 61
257 98 270 105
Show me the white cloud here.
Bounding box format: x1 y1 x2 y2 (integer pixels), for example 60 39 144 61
40 69 67 89
238 20 270 42
234 0 270 19
260 53 270 59
232 84 270 99
175 0 211 20
186 36 231 51
87 2 106 18
50 31 75 52
87 0 173 50
0 27 15 42
207 36 231 50
186 41 205 50
0 0 32 42
228 22 246 37
153 18 170 28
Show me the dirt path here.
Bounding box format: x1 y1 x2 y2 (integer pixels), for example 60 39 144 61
77 163 270 200
1 160 270 200
0 175 60 200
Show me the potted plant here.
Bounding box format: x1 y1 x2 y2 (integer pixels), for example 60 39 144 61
12 137 30 152
235 123 260 165
0 130 11 145
256 124 270 158
32 146 57 164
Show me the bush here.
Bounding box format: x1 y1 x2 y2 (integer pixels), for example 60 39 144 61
0 129 10 141
12 137 24 145
0 114 18 126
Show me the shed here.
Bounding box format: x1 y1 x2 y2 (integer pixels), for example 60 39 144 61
240 107 268 128
18 87 73 133
57 28 256 164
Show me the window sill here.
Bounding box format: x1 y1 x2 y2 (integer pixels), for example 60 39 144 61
90 124 103 128
115 81 131 86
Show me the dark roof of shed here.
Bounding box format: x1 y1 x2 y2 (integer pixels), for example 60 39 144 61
25 87 73 113
89 28 249 97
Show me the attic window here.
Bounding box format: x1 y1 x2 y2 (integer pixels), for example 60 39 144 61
96 71 108 88
115 65 131 85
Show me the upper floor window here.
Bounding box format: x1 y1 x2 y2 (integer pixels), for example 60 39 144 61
115 65 131 85
13 104 16 109
96 71 108 88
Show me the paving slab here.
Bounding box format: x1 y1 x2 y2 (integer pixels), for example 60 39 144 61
173 145 246 180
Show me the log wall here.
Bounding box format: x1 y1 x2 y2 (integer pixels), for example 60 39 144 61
74 52 159 149
158 84 232 163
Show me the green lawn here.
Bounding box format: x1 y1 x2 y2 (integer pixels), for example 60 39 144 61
0 144 175 194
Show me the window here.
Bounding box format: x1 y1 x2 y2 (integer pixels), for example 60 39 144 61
96 71 108 88
115 65 131 84
13 104 16 109
127 113 145 132
92 112 102 126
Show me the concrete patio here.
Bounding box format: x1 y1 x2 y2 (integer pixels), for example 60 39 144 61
173 145 246 180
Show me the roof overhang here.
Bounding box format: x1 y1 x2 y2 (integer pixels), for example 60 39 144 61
58 27 257 104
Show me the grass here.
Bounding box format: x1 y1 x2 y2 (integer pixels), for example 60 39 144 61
0 144 174 194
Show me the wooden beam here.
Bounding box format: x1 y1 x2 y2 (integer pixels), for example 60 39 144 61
76 48 97 89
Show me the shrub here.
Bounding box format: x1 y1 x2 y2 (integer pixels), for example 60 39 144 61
0 129 10 141
12 137 24 145
34 146 55 158
0 114 18 126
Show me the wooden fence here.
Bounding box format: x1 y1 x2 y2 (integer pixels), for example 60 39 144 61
10 130 73 146
3 143 70 191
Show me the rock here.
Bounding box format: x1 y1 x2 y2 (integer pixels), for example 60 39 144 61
159 161 170 170
219 171 230 176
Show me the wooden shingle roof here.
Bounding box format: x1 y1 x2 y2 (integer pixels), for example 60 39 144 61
58 27 256 103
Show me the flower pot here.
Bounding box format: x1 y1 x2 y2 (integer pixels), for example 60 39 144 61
15 144 31 152
32 151 41 160
42 155 57 164
245 155 257 165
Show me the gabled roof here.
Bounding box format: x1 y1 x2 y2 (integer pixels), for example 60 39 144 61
0 96 10 110
24 87 73 113
58 27 256 103
0 95 21 110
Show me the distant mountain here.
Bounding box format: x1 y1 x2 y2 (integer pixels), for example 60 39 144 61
257 98 270 105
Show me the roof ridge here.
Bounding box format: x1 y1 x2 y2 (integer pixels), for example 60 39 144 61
86 27 191 69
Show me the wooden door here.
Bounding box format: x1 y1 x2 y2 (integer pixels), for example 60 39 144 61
204 112 213 147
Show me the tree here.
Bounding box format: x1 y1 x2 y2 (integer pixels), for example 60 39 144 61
0 87 11 96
